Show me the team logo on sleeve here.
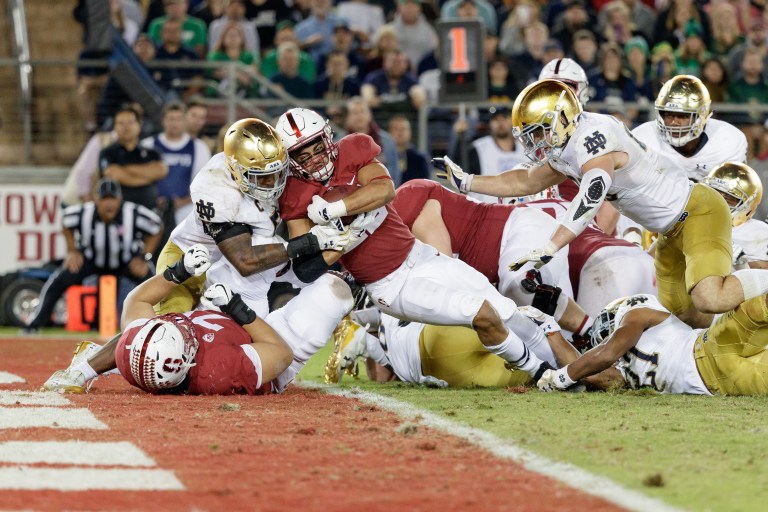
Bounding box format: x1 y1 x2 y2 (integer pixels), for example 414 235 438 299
583 131 607 155
196 199 216 221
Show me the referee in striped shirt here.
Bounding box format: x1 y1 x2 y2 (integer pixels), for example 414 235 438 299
24 178 162 332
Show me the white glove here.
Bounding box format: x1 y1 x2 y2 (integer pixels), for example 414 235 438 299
199 283 233 311
517 306 561 336
732 242 749 269
183 244 211 277
309 223 351 251
537 366 577 392
348 210 377 243
420 375 449 388
432 155 473 194
307 195 348 225
509 240 559 271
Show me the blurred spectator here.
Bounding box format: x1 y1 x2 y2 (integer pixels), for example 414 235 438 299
388 115 430 184
728 47 768 126
99 104 168 211
318 19 365 78
487 56 518 103
260 20 317 80
499 0 539 57
509 22 550 90
653 0 711 50
708 2 744 57
345 97 400 183
550 0 591 55
707 0 761 35
542 39 565 64
208 0 260 55
184 99 216 152
589 42 638 107
597 0 656 45
650 41 677 97
23 178 161 333
294 0 342 63
141 102 211 236
336 0 386 49
452 106 527 204
570 29 599 75
191 0 227 27
95 35 158 129
244 0 293 51
315 50 361 99
76 0 140 134
441 0 497 35
206 22 259 97
154 18 205 100
361 50 427 122
726 18 768 81
624 36 653 101
674 21 711 76
148 0 208 58
601 0 644 47
360 25 400 77
288 0 312 23
391 0 436 74
701 57 729 103
266 42 315 98
64 130 118 205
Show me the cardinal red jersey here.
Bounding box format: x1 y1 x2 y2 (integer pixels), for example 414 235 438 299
279 133 415 283
522 198 635 298
116 311 272 396
392 179 515 284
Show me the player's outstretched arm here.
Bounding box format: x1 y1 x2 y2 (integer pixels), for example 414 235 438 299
343 161 395 214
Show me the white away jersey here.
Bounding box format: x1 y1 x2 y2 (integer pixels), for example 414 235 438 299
548 112 692 233
170 152 280 261
611 294 711 395
378 314 428 385
733 218 768 263
632 119 747 183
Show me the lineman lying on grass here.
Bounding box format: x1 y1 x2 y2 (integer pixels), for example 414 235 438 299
326 307 616 390
537 293 768 395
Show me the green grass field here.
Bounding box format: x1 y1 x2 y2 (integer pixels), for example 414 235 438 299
298 342 768 512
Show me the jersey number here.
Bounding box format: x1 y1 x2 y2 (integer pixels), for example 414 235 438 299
191 314 226 333
623 347 659 390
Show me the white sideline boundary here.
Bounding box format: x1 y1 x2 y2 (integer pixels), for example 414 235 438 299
0 372 25 384
301 383 683 512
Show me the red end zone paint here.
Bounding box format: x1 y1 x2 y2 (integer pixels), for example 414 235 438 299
0 339 622 511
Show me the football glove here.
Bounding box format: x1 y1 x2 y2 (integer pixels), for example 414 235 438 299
164 244 211 284
509 240 559 271
307 195 348 226
432 155 472 194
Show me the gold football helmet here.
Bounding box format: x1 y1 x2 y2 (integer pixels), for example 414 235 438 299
703 162 763 227
224 118 288 202
511 79 582 163
654 75 712 147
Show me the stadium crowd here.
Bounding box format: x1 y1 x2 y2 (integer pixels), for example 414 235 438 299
33 0 768 397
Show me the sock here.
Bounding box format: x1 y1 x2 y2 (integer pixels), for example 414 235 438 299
365 332 389 366
71 361 98 381
576 315 593 336
485 330 543 375
733 269 768 301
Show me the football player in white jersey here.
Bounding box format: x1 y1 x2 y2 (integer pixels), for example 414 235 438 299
537 293 768 396
632 75 748 184
434 79 768 328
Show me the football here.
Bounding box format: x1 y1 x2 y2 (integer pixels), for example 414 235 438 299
322 185 357 225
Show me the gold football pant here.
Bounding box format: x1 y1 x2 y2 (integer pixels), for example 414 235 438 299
655 184 732 315
418 325 531 388
153 240 207 315
694 296 768 395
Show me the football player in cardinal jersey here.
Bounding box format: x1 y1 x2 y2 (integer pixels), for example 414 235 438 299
275 108 555 381
435 79 768 328
632 75 748 184
391 179 594 338
538 293 768 396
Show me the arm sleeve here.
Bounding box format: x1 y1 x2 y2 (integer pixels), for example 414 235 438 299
560 168 613 237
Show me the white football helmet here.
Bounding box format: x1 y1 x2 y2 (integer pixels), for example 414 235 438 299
275 108 338 182
129 314 198 392
538 58 590 105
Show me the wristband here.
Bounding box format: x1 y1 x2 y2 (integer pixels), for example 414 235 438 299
286 232 321 259
555 366 577 390
163 260 190 284
326 200 348 219
221 293 258 326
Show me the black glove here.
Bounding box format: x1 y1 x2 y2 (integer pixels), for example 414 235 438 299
220 292 258 326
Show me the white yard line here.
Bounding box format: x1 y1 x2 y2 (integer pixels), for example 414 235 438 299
303 383 683 512
0 407 107 429
0 467 184 491
0 372 25 384
0 391 71 406
0 441 156 467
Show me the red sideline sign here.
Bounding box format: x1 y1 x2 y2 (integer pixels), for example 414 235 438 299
0 185 66 274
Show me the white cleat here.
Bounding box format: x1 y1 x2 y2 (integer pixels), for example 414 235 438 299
41 369 87 394
70 340 100 366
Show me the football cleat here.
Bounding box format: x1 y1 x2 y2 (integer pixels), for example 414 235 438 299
324 316 368 384
41 369 88 394
70 340 100 366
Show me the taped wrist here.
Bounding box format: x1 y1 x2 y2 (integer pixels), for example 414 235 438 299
287 232 321 259
561 168 612 236
531 284 562 316
461 173 474 193
163 259 191 284
220 293 258 326
326 200 348 219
